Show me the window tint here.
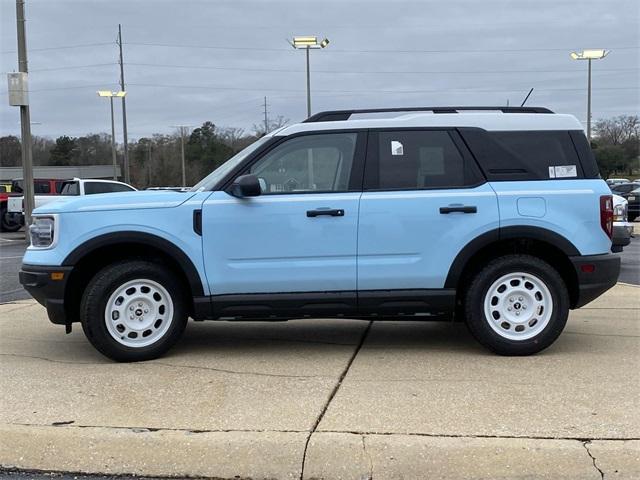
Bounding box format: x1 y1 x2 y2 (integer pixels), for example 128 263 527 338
54 181 65 193
34 181 50 194
376 130 472 189
248 133 357 193
84 182 134 194
60 181 80 195
488 131 582 178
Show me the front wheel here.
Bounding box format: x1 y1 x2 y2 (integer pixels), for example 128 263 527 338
464 254 569 356
80 260 188 362
0 205 22 232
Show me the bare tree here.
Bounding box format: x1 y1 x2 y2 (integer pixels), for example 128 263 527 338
594 115 639 145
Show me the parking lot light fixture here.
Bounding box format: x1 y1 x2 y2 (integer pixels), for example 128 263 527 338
97 91 126 180
570 49 609 139
289 36 330 118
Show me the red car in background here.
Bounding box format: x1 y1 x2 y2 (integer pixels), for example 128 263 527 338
0 178 66 232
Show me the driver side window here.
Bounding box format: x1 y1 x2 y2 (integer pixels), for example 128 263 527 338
248 132 357 193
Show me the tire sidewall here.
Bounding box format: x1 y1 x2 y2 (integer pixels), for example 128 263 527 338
465 255 569 355
81 261 187 361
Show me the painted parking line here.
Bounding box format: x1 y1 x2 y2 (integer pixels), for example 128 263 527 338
0 256 24 260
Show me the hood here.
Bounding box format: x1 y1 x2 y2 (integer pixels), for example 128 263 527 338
34 190 199 214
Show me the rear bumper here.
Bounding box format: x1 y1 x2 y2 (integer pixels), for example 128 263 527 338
570 253 620 308
19 264 73 325
612 223 633 252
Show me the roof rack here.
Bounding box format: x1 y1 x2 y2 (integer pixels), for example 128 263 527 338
304 106 554 123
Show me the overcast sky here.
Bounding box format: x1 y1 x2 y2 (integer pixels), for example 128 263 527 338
1 0 638 140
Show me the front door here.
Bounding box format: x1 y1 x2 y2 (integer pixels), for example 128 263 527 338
201 131 365 315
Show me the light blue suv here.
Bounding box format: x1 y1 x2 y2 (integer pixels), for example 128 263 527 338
20 107 620 361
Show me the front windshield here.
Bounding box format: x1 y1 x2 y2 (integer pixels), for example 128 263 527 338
190 136 272 192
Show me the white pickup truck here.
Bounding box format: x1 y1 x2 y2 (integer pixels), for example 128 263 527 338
7 178 136 219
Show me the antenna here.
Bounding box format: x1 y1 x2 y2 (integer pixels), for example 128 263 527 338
520 88 534 107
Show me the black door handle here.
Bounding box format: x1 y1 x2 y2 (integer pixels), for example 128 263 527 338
307 208 345 217
439 205 477 214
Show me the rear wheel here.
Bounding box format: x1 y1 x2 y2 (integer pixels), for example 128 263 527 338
464 254 569 355
80 260 188 362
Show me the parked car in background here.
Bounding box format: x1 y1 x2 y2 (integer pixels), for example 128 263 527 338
611 194 633 252
1 178 66 232
610 182 640 199
627 187 640 222
606 178 630 186
20 106 620 362
8 178 137 225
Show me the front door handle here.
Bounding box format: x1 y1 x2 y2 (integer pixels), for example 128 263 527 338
307 208 345 217
439 205 477 214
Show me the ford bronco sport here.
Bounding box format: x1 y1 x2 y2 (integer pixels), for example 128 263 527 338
20 106 620 361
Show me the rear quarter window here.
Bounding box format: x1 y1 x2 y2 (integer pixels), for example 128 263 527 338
459 129 593 181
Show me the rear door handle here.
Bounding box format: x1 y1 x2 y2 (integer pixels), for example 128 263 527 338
439 205 477 214
307 208 345 217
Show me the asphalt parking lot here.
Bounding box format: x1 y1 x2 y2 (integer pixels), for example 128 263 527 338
1 283 639 479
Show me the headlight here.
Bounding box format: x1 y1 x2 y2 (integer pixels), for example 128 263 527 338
613 204 627 222
29 215 57 249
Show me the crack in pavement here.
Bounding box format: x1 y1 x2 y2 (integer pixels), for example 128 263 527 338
299 320 373 480
0 353 331 379
11 421 307 435
582 440 605 479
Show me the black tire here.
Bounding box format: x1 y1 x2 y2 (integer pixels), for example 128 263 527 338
80 260 188 362
0 205 22 232
463 254 569 356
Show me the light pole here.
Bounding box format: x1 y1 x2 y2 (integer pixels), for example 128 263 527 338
570 49 609 139
288 36 329 118
170 125 193 187
97 90 126 180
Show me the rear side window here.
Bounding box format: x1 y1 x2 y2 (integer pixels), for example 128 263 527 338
85 182 134 194
368 130 482 190
459 129 590 181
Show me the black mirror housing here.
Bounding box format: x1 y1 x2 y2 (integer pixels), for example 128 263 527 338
230 174 262 197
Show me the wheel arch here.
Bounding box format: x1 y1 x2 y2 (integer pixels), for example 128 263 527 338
63 231 204 323
446 226 581 308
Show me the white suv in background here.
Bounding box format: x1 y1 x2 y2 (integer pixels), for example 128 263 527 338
7 178 136 220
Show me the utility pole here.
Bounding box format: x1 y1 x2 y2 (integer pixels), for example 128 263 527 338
171 125 192 186
15 0 34 235
117 24 130 184
263 96 269 134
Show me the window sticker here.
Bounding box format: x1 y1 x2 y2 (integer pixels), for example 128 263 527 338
391 140 404 156
548 166 556 178
554 165 577 178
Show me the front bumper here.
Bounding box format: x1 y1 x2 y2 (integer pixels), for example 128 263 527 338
19 264 73 325
570 253 620 308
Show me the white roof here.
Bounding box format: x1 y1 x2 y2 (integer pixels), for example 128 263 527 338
275 112 584 136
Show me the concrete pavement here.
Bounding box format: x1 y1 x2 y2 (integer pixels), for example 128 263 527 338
0 284 638 479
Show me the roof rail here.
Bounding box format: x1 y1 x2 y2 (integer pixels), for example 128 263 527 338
304 106 554 123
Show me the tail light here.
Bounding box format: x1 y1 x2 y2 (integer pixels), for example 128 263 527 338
600 195 613 240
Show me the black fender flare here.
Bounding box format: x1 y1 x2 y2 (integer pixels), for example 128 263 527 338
63 231 204 296
444 226 580 288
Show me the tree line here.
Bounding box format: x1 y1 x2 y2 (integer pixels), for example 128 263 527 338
0 115 638 187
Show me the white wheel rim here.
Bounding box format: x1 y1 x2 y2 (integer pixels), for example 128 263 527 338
483 272 553 341
104 279 174 348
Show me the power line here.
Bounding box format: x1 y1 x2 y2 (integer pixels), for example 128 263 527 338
124 62 638 75
0 41 114 54
30 62 117 72
124 41 640 54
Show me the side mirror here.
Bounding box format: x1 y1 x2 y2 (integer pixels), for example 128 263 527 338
230 174 262 198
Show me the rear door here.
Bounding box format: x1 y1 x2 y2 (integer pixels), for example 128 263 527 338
357 128 499 297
